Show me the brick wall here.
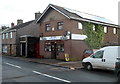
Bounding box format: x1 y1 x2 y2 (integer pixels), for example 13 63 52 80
2 31 16 45
103 26 118 45
11 45 16 56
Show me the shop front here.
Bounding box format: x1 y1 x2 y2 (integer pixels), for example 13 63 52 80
40 34 88 61
45 40 64 59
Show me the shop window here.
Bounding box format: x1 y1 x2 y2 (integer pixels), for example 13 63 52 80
2 45 7 53
45 45 51 51
45 42 51 51
57 22 63 30
57 44 64 52
44 42 64 52
45 24 51 32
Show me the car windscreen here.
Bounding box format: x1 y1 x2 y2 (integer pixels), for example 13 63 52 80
84 50 93 54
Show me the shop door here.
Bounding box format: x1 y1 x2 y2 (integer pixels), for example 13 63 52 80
51 42 57 59
35 42 40 58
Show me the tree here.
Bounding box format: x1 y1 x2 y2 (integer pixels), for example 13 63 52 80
83 22 104 49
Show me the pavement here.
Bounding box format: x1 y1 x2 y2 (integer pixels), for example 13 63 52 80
3 56 83 70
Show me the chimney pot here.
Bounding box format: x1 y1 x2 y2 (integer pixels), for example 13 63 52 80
35 12 41 19
11 22 14 27
17 19 23 25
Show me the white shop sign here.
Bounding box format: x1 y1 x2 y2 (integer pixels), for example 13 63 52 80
71 34 87 40
40 36 70 40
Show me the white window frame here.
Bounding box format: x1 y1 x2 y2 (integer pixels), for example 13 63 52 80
10 32 12 38
104 26 107 33
78 22 83 29
113 28 117 34
6 33 8 39
2 34 4 39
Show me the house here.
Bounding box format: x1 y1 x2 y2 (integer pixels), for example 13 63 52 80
36 4 119 61
2 12 41 57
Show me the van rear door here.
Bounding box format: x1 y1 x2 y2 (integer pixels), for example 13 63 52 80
102 48 117 70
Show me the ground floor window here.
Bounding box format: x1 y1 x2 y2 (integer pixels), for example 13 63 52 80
44 41 64 52
57 44 64 52
45 43 51 51
2 45 7 53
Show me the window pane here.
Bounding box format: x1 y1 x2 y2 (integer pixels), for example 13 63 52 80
104 26 107 33
78 22 82 29
2 45 7 53
113 28 116 34
57 22 63 30
10 32 12 38
46 24 50 32
94 51 104 58
2 34 4 39
6 33 8 39
93 25 95 31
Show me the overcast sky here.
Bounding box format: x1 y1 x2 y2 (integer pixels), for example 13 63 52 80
0 0 119 28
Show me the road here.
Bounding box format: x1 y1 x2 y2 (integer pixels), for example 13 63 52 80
2 56 118 83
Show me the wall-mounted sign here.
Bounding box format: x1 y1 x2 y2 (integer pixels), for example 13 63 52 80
71 34 87 40
40 36 70 40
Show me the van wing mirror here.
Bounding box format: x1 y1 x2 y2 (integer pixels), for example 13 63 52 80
91 54 95 58
93 55 95 58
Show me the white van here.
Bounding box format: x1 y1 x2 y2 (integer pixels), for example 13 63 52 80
82 46 120 71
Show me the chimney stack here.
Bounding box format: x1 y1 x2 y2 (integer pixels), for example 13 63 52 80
35 12 41 19
11 22 14 27
17 19 23 25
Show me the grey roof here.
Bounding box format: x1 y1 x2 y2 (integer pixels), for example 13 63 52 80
2 20 34 34
37 4 118 27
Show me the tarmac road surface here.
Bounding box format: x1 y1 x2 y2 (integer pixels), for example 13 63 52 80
2 56 118 83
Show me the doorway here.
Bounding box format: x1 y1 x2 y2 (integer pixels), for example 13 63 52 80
51 42 57 59
35 42 40 58
22 43 26 56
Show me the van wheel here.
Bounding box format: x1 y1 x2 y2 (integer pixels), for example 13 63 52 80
86 63 93 71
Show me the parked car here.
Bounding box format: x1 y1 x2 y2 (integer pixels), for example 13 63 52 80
82 46 120 71
82 49 93 60
114 58 120 82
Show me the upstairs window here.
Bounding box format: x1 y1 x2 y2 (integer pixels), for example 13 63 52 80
104 26 107 33
78 22 83 29
113 28 117 34
6 33 8 39
93 25 96 31
57 22 63 30
2 34 4 39
10 32 13 38
45 24 51 32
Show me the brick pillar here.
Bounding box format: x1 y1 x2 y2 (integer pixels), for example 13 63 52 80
7 45 10 55
12 45 16 56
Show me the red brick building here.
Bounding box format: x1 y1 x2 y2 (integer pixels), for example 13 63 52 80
36 4 119 61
